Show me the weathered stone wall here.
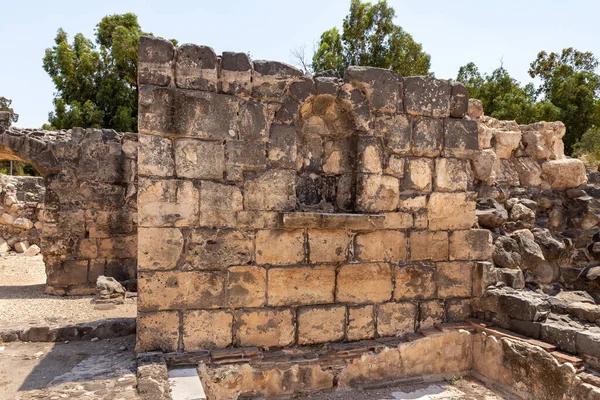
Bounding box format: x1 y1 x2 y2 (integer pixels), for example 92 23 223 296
0 123 138 295
136 37 496 352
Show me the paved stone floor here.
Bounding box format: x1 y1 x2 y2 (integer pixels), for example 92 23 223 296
0 335 139 399
0 253 136 328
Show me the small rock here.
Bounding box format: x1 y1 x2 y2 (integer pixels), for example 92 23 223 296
14 241 30 253
566 301 600 322
476 198 508 228
13 217 34 230
24 244 41 256
0 213 14 225
91 337 99 342
510 203 536 224
33 351 43 358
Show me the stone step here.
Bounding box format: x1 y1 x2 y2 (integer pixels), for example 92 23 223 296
551 351 584 367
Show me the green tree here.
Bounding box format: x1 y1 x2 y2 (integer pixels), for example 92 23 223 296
0 97 19 123
457 62 560 125
312 0 431 76
42 13 175 132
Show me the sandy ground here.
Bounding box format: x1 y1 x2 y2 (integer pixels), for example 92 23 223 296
0 335 139 399
0 253 136 328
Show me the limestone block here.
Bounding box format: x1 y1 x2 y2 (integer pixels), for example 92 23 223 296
436 262 474 298
443 119 478 158
404 76 451 117
470 149 497 183
138 178 200 227
494 130 522 158
268 265 335 306
541 159 587 189
355 230 407 262
13 217 33 230
356 174 400 213
0 238 9 253
394 264 436 300
138 227 183 271
323 139 352 174
175 44 217 91
298 305 346 345
385 155 405 178
0 212 14 225
336 263 392 304
199 182 243 227
521 121 565 160
238 100 268 140
235 211 279 230
419 300 445 329
233 309 295 347
268 124 297 169
308 230 352 263
187 229 253 268
357 137 384 173
467 98 484 119
226 141 267 179
183 310 232 350
435 158 471 192
244 170 296 211
376 114 411 154
14 241 30 253
34 221 43 230
494 158 520 186
450 82 469 118
347 305 375 341
344 66 400 113
427 192 476 230
449 229 493 261
97 235 137 259
77 238 98 259
252 60 303 98
446 299 472 322
255 229 304 265
376 302 417 337
138 36 175 86
173 139 225 180
404 158 433 192
411 117 443 157
410 230 448 261
4 195 16 206
137 311 179 352
138 271 225 311
220 51 252 96
227 266 266 308
512 157 542 186
46 260 89 286
24 244 41 256
399 195 428 211
383 212 413 229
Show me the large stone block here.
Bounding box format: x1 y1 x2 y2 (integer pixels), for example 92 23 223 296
419 300 445 329
357 137 384 174
234 309 295 348
239 100 268 140
403 157 433 192
427 192 476 230
450 82 469 118
347 305 375 341
436 262 473 298
336 263 392 304
97 235 137 259
138 134 174 177
137 311 179 352
220 51 252 96
344 66 400 113
376 302 417 337
227 266 266 308
355 230 407 262
268 124 297 169
183 310 232 350
412 117 443 157
494 130 522 159
138 271 225 311
138 228 183 270
356 174 400 213
138 36 175 86
187 229 253 268
244 170 296 211
434 158 471 192
252 60 303 98
404 76 451 118
308 230 352 263
394 264 436 300
410 230 448 261
175 44 218 91
138 178 200 227
377 114 411 154
541 159 587 189
199 181 243 227
174 139 224 180
255 229 304 265
298 305 346 345
226 140 267 180
268 265 335 306
521 121 565 161
513 157 542 187
443 119 478 158
449 229 493 261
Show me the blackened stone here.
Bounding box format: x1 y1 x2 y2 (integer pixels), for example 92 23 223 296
541 322 578 353
176 44 217 69
138 36 175 86
411 117 442 157
404 76 451 117
444 118 478 157
175 44 217 91
315 70 341 79
288 78 316 103
221 51 252 71
344 66 400 112
315 77 341 96
476 198 508 228
273 97 300 124
239 100 267 140
509 319 541 339
377 114 411 154
450 82 469 118
268 125 297 169
493 236 521 269
253 60 303 77
297 175 323 206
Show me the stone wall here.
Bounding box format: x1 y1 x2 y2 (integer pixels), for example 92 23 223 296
0 122 138 295
136 37 496 352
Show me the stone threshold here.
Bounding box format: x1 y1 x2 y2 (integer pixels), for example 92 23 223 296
280 212 386 230
0 317 135 342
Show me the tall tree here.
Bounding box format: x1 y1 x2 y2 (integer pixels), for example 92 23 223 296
529 48 600 153
312 0 430 76
42 13 175 132
0 97 19 123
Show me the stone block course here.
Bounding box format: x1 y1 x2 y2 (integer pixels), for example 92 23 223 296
255 229 304 265
233 309 295 348
336 263 393 304
268 265 335 306
298 305 346 345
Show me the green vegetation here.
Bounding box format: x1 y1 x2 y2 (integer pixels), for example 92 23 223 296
0 97 19 123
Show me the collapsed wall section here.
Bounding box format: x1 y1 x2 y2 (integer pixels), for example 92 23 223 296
136 37 493 352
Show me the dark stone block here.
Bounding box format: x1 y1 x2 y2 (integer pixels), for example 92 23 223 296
450 82 469 118
221 51 252 71
444 118 478 158
404 76 451 117
344 66 400 112
412 117 443 157
268 125 297 169
273 97 300 125
253 60 303 77
541 322 578 353
576 330 600 358
377 114 411 154
175 44 217 91
297 175 323 206
239 100 267 140
227 141 267 171
315 77 341 96
509 319 541 339
288 78 316 103
138 36 175 86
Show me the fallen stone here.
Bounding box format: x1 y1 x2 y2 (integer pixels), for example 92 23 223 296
14 241 30 253
492 236 521 269
23 244 40 256
509 203 535 224
541 159 587 189
476 198 508 228
566 302 600 322
12 217 34 230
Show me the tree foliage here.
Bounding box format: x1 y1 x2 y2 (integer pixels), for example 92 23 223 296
42 13 175 132
0 97 19 123
312 0 430 76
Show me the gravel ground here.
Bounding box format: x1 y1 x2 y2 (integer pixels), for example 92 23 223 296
0 253 136 328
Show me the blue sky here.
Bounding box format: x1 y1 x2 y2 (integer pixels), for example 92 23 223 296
1 0 599 128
